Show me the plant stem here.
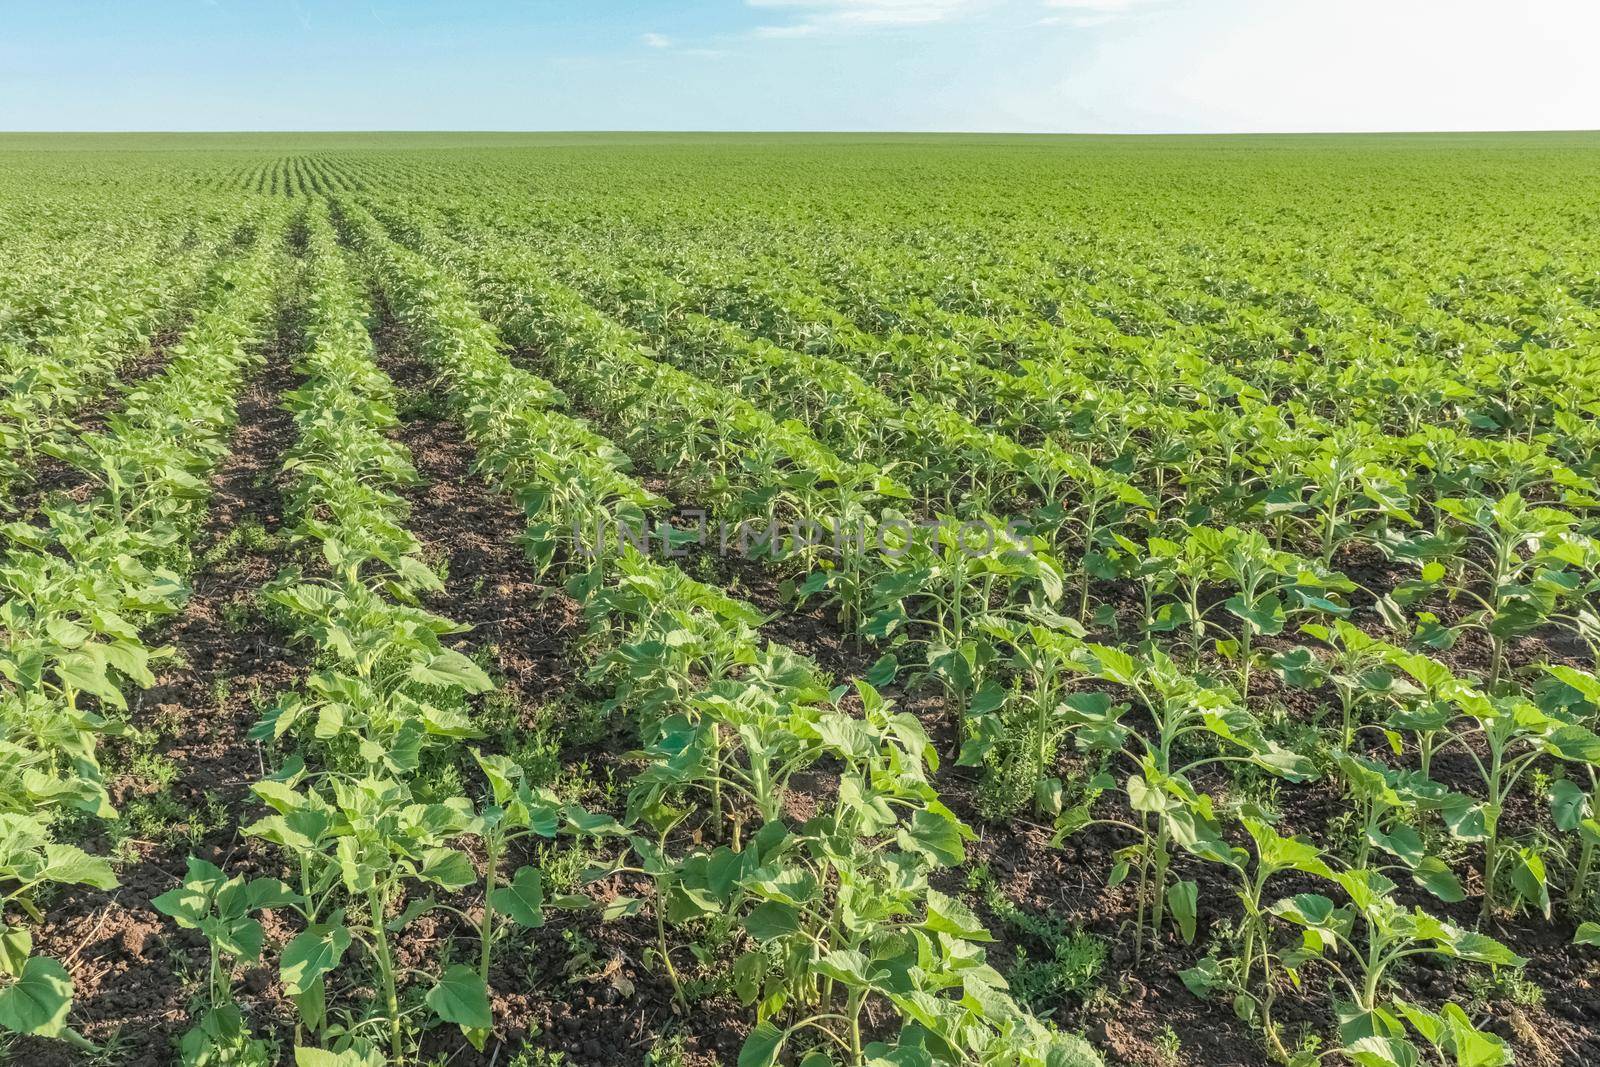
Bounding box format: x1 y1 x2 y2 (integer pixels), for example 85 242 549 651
711 723 725 839
1032 693 1049 818
847 986 865 1062
368 887 403 1061
479 832 500 985
655 877 686 1009
1150 819 1171 938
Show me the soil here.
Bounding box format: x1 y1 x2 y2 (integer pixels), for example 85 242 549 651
19 323 307 1066
372 312 755 1067
20 310 1597 1067
493 342 1600 1067
374 315 584 711
72 330 184 436
7 328 186 517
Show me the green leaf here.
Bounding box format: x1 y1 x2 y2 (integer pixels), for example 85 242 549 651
0 956 73 1037
407 650 493 693
294 1049 386 1067
1179 958 1220 998
418 700 482 739
36 844 118 891
1439 1002 1513 1067
1166 880 1199 944
1126 774 1166 813
813 949 871 986
1272 893 1336 928
923 889 992 942
1550 778 1590 830
152 884 208 926
279 921 351 996
488 866 545 928
1410 858 1466 904
425 964 492 1030
0 928 30 979
1392 999 1446 1046
416 847 476 889
601 896 642 921
1082 644 1140 686
967 680 1006 716
206 916 265 962
896 809 966 867
1511 850 1551 920
1224 592 1286 636
744 900 800 943
865 654 899 688
246 877 298 911
291 983 327 1036
56 650 125 709
739 1019 785 1067
1438 927 1526 968
1544 724 1600 763
1574 922 1600 947
564 807 627 836
1345 1035 1419 1067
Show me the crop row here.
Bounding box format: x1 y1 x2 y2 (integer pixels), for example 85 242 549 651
1 208 255 497
0 214 285 1041
360 195 1600 1066
336 198 1107 1065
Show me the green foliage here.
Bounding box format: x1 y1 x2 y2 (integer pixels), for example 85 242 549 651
7 133 1600 1064
0 213 284 1043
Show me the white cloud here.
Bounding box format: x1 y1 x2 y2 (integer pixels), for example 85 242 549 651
752 21 824 38
637 31 730 58
1041 0 1153 9
1005 0 1600 132
748 0 987 37
1037 0 1168 28
1037 13 1118 27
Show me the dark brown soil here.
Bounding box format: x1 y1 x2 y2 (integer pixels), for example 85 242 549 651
72 329 184 436
24 306 1593 1067
19 331 306 1066
624 472 882 682
371 312 752 1067
375 320 584 710
6 328 185 517
490 338 1600 1067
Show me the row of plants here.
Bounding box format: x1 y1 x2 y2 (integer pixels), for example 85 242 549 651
1 206 250 498
362 213 1355 795
0 212 286 1045
367 194 1600 1064
371 206 1089 679
506 239 1600 929
1039 633 1600 1064
357 192 1600 1067
798 210 1600 444
8 142 1595 1065
415 207 1599 730
421 201 1600 801
342 198 1107 1066
440 198 1598 556
159 202 581 1065
518 268 1580 1067
458 165 1597 451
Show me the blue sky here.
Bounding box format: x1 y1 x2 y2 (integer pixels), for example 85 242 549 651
2 0 1596 132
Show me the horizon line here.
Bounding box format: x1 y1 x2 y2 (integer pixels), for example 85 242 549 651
2 128 1598 138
